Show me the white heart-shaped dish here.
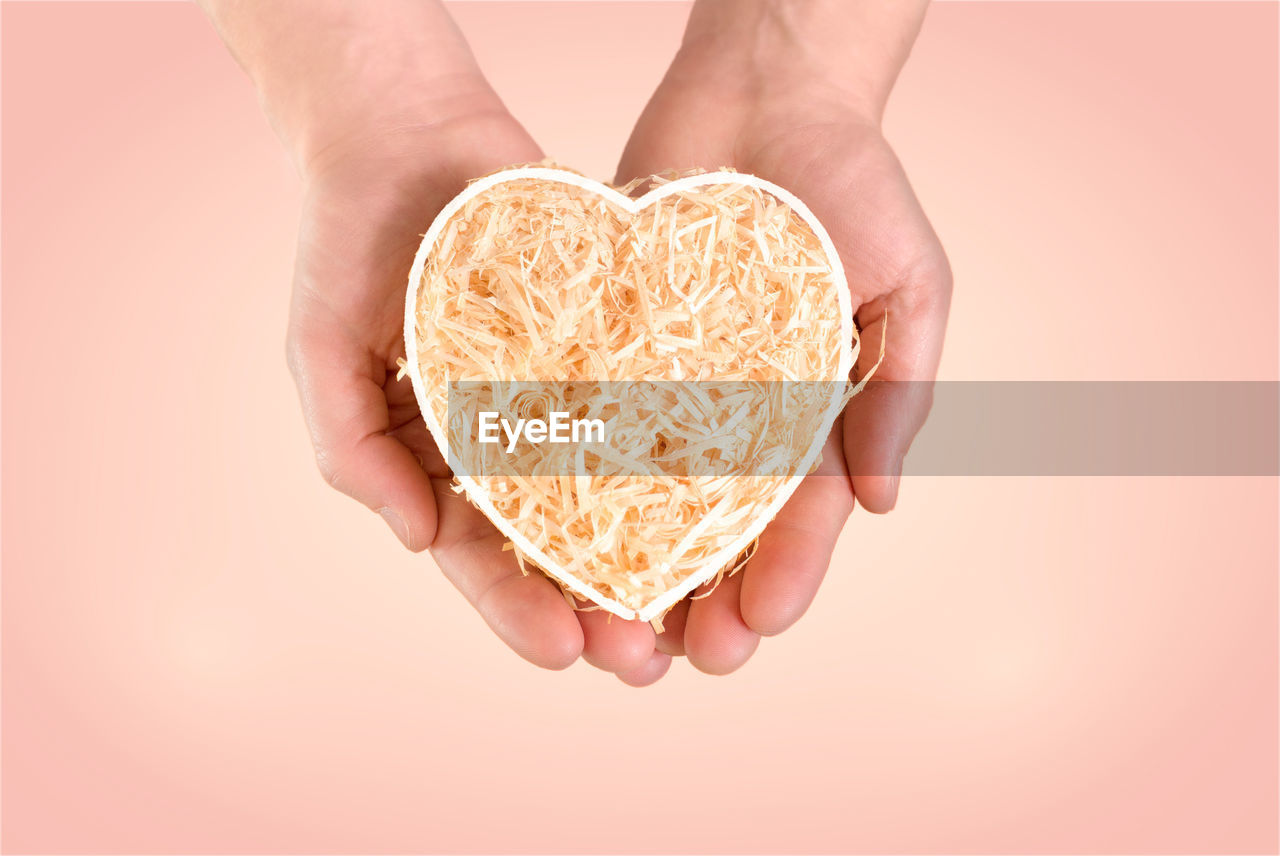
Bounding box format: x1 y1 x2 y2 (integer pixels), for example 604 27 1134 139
404 167 853 621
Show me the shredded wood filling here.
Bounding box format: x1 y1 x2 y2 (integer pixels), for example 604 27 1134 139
413 170 854 616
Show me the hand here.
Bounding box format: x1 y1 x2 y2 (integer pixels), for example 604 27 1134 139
287 99 597 672
615 1 952 674
199 0 681 683
280 70 673 687
291 101 686 683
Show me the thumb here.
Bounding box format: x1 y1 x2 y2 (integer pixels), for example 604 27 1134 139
287 314 438 550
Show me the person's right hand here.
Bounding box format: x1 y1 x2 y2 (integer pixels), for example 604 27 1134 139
285 81 675 685
196 0 673 684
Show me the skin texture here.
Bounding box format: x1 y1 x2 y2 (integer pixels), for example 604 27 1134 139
200 0 949 683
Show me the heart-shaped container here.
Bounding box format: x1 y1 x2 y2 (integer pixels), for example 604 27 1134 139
404 167 855 621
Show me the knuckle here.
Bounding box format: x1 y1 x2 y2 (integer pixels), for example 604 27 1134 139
314 448 343 490
910 255 950 292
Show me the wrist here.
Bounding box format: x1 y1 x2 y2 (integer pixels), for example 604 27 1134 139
201 0 498 177
293 73 511 184
676 0 929 124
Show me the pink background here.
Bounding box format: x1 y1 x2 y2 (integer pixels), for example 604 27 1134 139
2 2 1276 853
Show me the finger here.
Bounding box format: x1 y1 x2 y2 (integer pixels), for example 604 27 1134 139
684 572 760 675
653 598 691 657
287 315 437 550
739 430 854 636
842 271 949 513
429 479 584 670
616 651 673 688
578 610 657 675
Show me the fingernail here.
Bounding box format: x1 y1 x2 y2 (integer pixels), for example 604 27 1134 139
889 457 904 502
378 507 412 549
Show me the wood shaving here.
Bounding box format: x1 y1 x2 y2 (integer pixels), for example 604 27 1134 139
407 167 861 620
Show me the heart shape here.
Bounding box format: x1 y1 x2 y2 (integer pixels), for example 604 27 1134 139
404 167 854 621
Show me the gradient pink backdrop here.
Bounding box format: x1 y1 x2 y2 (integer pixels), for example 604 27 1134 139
2 2 1277 854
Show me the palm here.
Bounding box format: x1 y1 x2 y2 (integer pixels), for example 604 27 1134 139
287 116 598 671
743 122 952 499
287 113 676 683
616 77 951 672
290 159 448 488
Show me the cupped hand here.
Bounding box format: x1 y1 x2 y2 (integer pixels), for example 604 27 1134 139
285 91 673 684
615 46 952 674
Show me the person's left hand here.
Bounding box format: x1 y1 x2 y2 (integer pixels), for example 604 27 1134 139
613 45 952 675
